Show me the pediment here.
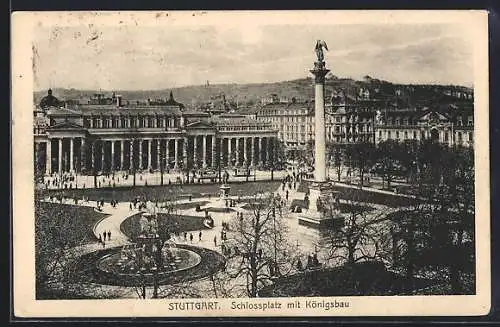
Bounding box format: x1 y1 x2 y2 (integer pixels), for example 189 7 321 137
185 120 216 129
47 121 85 130
418 112 449 123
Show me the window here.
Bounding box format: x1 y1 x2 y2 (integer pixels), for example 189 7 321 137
458 132 463 143
468 132 473 142
379 130 382 138
445 132 449 142
396 131 400 139
413 131 417 139
404 131 408 139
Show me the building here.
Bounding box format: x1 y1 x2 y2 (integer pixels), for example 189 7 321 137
251 95 378 157
251 86 474 155
34 90 279 176
374 105 474 147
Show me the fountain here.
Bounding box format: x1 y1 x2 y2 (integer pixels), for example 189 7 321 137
94 212 204 285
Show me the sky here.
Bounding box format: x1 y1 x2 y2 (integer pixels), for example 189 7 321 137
32 22 474 91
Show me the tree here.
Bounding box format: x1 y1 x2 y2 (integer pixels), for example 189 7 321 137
35 201 97 298
224 194 300 297
327 142 344 182
320 188 391 266
392 142 475 294
345 142 376 187
399 139 420 183
375 139 401 189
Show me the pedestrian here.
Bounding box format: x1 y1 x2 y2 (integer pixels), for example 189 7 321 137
199 231 202 241
189 233 193 243
286 190 289 201
214 236 217 246
107 230 111 240
129 202 133 210
184 232 188 240
103 232 107 241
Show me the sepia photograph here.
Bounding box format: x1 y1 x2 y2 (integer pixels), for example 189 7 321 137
12 10 490 317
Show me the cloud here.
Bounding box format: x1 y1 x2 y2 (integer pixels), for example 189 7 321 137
33 23 473 90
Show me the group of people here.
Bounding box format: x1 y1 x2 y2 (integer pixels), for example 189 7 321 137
44 172 78 190
97 230 112 248
181 231 203 243
296 253 321 271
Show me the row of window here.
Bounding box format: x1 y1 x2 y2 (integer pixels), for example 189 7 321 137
378 130 473 142
217 125 271 132
83 116 180 129
385 117 473 126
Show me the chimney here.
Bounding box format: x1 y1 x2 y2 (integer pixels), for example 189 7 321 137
116 95 122 107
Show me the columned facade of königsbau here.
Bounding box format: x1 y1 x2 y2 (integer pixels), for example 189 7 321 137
33 90 278 177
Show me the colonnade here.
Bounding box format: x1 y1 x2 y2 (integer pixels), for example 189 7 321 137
36 134 277 175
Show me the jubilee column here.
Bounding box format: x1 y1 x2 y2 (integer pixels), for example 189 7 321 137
298 40 340 228
310 50 330 182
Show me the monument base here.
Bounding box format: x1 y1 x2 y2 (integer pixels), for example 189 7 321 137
298 180 344 229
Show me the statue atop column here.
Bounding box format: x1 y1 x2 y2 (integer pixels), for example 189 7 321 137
314 40 329 69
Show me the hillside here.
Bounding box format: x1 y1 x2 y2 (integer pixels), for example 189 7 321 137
34 77 473 109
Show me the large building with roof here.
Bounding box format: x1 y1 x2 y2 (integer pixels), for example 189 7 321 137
374 105 474 147
34 90 279 176
251 96 378 157
250 86 474 157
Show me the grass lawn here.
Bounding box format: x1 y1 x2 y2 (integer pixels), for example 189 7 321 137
120 212 210 240
36 202 109 244
38 180 282 203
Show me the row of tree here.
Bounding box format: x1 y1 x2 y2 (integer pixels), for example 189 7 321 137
324 139 473 189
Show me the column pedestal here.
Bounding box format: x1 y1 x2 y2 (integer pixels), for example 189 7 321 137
235 138 240 166
202 135 207 168
46 140 52 175
157 139 161 170
227 138 232 167
298 181 343 228
80 138 86 173
147 139 152 171
174 139 179 169
193 136 198 168
139 140 143 170
165 139 170 169
183 137 188 169
211 136 217 169
58 138 63 173
129 140 134 171
111 140 115 171
69 138 74 173
120 140 124 171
